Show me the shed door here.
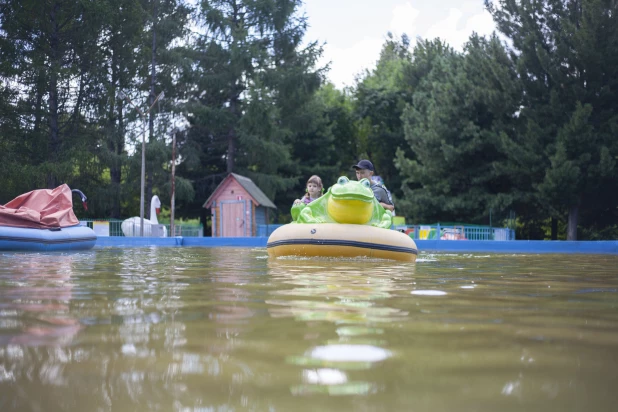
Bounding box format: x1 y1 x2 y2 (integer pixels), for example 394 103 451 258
222 201 245 237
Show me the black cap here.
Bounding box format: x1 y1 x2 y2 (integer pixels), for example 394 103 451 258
352 159 374 171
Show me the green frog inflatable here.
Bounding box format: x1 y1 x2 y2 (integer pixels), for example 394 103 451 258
291 176 392 229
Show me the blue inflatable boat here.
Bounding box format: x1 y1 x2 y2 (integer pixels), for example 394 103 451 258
0 185 96 251
0 225 96 251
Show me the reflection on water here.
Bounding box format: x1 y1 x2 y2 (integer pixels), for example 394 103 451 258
0 249 617 411
0 253 83 346
266 259 415 395
267 258 413 325
267 258 411 396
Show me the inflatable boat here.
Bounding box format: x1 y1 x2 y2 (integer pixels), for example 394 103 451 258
0 184 96 251
267 223 418 262
0 225 96 251
267 176 418 262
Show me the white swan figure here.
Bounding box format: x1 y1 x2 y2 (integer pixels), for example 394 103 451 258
121 195 168 237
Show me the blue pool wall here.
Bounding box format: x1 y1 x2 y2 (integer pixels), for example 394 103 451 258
94 237 618 254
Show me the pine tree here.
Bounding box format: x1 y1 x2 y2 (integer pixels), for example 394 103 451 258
354 33 414 201
396 35 522 224
0 0 104 194
487 0 618 239
181 0 323 214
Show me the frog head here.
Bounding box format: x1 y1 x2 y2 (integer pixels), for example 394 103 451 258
327 176 374 224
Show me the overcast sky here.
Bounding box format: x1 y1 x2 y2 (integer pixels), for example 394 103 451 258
301 0 497 88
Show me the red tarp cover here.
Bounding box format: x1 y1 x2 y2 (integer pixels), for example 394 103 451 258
0 184 79 228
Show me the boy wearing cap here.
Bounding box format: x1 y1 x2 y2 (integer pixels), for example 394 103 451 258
352 160 395 213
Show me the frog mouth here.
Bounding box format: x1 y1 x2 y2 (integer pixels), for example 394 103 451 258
330 193 373 202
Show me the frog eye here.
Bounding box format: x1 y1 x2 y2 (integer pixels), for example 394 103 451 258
337 176 349 185
360 178 371 188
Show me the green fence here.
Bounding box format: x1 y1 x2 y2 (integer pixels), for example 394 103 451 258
81 219 513 240
80 219 203 237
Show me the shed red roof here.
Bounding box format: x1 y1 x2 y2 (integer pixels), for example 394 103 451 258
203 173 276 209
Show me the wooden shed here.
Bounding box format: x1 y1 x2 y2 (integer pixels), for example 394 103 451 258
203 173 277 237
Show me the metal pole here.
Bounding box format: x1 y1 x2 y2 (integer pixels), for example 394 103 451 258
140 121 146 236
170 130 176 237
119 91 164 237
143 91 164 237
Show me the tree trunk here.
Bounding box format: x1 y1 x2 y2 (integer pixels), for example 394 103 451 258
227 128 236 173
110 47 122 219
227 98 238 173
71 72 85 135
225 3 242 175
567 205 578 240
34 71 44 160
46 2 60 189
147 0 158 218
551 217 558 240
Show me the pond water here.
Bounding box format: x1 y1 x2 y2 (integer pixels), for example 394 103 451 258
0 247 617 411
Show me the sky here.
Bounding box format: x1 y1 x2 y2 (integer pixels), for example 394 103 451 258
301 0 497 88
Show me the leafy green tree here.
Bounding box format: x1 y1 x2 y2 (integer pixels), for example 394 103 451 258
282 83 349 209
0 28 23 201
395 39 459 221
180 0 323 219
141 0 192 211
91 0 191 219
0 0 103 193
0 0 192 219
354 33 414 199
396 35 522 224
83 0 149 218
312 83 359 179
487 0 618 239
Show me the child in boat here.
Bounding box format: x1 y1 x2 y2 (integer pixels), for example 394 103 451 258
293 175 324 205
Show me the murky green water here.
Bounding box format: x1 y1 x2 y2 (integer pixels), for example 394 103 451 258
1 248 617 411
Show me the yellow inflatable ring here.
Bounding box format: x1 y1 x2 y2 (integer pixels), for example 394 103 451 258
267 223 418 262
